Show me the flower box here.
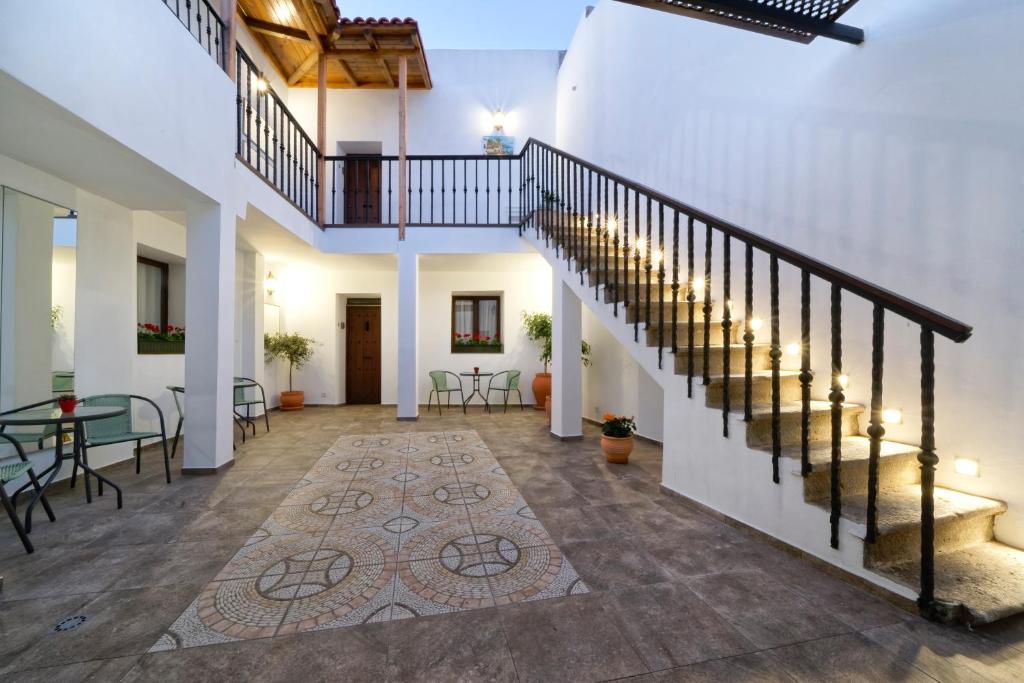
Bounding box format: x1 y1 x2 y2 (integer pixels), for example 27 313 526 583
138 339 185 355
452 333 503 354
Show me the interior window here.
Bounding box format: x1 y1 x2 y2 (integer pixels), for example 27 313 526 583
451 294 502 353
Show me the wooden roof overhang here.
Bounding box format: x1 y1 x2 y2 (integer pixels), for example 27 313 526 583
237 0 432 89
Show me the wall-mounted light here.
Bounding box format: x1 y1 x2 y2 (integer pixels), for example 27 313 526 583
954 457 980 477
785 342 801 357
492 109 506 132
690 277 705 297
882 408 903 425
749 317 764 331
265 270 277 297
838 374 850 390
256 77 269 94
652 249 664 269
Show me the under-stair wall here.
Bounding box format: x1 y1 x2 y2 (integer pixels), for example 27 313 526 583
556 0 1024 547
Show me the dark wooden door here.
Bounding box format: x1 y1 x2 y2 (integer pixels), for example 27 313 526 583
346 306 381 404
344 157 381 224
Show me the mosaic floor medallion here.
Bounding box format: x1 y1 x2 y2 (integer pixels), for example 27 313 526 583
151 431 587 651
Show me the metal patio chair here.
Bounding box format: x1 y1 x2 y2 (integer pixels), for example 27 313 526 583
233 377 270 436
167 386 185 459
0 432 56 554
427 371 466 416
486 370 525 413
78 394 171 485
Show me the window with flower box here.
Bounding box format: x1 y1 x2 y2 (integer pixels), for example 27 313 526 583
137 254 185 354
451 294 502 353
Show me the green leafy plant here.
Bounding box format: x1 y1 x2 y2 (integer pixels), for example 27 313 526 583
601 413 637 438
521 311 592 373
264 332 317 392
137 323 185 341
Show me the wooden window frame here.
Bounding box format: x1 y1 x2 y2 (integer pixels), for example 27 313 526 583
137 256 169 331
451 295 503 354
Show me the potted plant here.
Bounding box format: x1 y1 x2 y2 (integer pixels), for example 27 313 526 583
600 414 637 464
57 393 77 413
264 332 316 411
521 311 592 411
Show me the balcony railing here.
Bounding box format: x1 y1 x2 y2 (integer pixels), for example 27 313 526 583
236 47 320 223
323 155 522 227
161 0 225 68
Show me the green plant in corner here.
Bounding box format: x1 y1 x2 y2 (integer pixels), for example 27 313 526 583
521 311 592 373
264 332 317 391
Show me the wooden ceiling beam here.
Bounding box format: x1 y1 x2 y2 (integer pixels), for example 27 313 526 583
287 50 320 86
243 16 310 42
377 58 396 88
363 29 398 88
325 48 420 58
335 58 360 87
295 0 325 51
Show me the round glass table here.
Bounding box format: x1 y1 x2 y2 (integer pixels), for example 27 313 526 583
0 405 126 532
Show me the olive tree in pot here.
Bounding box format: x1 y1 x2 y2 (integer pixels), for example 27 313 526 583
521 312 592 413
264 332 316 411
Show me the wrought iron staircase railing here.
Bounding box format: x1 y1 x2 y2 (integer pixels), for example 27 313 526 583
515 137 972 619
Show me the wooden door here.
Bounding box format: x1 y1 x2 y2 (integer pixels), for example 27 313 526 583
346 305 381 404
344 157 381 224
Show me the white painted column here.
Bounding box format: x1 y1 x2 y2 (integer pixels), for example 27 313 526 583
551 274 583 439
184 203 236 472
396 246 419 420
235 249 266 415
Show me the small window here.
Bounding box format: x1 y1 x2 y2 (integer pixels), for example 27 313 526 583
452 295 502 353
137 256 168 330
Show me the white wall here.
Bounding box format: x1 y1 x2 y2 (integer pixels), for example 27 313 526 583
418 254 552 405
582 307 664 442
556 0 1024 544
50 245 76 371
290 50 560 157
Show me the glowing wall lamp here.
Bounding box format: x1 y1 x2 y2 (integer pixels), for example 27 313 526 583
954 457 980 477
492 109 506 132
265 270 277 298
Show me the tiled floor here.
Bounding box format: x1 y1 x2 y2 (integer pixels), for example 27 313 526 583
0 405 1023 682
152 430 586 650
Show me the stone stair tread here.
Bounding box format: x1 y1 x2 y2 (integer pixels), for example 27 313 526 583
873 541 1024 625
840 484 1006 535
747 400 863 417
781 435 920 467
678 343 772 352
707 370 801 384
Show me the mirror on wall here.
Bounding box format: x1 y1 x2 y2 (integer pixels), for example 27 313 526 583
0 185 77 452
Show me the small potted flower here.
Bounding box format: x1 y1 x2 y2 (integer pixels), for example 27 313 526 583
58 393 78 413
600 413 637 464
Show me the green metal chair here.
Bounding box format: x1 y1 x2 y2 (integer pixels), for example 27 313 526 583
233 377 270 436
0 432 56 554
51 370 74 395
78 394 171 485
167 386 185 459
486 370 524 413
427 371 466 416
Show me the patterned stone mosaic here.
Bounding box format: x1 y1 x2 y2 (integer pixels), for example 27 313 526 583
151 431 587 651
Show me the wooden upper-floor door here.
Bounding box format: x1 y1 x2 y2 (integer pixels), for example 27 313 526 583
346 304 381 404
343 157 381 224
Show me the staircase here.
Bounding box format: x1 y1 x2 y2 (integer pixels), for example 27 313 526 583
517 140 1024 626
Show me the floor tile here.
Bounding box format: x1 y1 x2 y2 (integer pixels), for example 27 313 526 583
500 593 648 682
769 632 936 682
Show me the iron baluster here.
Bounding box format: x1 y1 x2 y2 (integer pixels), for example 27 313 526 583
244 61 252 165
613 182 620 317
743 243 754 422
800 270 813 476
917 327 938 616
829 284 844 549
702 224 713 386
686 216 696 398
866 304 885 543
657 203 666 368
623 188 631 319
634 190 641 343
770 255 782 483
722 235 731 437
671 210 680 355
645 197 653 330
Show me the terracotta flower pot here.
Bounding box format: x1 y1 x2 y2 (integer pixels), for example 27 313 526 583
280 390 305 411
532 372 551 411
601 434 634 464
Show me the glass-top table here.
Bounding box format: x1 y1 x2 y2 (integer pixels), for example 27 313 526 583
459 372 494 412
0 405 126 532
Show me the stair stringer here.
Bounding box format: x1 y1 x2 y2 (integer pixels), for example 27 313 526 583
523 229 920 604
